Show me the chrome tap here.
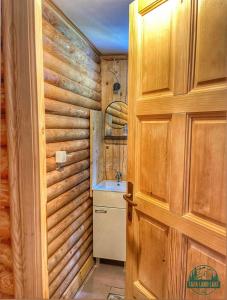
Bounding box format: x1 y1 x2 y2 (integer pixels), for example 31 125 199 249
115 171 122 184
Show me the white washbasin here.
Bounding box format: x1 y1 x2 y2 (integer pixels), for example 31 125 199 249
93 180 127 193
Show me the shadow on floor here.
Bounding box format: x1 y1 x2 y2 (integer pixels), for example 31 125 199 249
75 261 125 300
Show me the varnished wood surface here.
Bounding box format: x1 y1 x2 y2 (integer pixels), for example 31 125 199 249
45 98 90 119
42 1 100 297
2 0 50 298
46 149 89 172
101 57 128 181
44 68 101 101
0 7 14 298
127 0 227 299
90 111 104 192
47 180 90 216
44 52 101 92
46 140 90 158
61 255 94 299
48 219 92 272
43 0 100 62
45 83 101 110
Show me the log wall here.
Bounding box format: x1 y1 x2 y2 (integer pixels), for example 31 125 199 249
0 13 14 299
42 1 101 298
101 57 128 181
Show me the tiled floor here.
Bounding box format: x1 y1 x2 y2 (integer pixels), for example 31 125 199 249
75 262 125 300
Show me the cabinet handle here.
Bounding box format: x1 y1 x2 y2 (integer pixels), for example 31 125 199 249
95 209 107 214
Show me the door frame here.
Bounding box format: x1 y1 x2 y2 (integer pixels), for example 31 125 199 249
2 0 48 298
126 1 138 299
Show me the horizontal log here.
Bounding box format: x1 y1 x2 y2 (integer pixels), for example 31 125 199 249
44 52 101 92
108 123 125 129
106 106 127 121
43 19 100 73
46 140 89 158
42 2 100 64
47 149 89 172
49 229 92 284
62 255 94 299
111 101 127 114
112 115 127 126
0 268 14 296
0 147 8 179
48 219 92 271
51 244 92 298
44 67 101 101
106 122 125 130
48 198 92 243
47 180 90 216
45 83 101 110
45 114 89 129
43 20 100 73
0 180 9 207
0 210 10 240
47 169 89 201
48 206 92 257
104 138 127 145
47 190 90 229
0 119 7 146
106 114 127 126
0 243 13 270
49 235 92 294
43 35 100 84
45 99 89 119
45 98 90 119
47 159 90 187
46 128 89 143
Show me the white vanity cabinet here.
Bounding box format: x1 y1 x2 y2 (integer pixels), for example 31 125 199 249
93 181 126 262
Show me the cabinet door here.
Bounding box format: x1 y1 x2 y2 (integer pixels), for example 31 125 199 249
93 206 126 261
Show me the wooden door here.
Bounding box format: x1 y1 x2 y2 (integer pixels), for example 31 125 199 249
126 0 227 299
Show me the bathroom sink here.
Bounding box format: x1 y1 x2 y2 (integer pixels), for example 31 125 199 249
93 180 127 193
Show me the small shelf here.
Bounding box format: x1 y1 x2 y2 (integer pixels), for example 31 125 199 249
104 136 127 140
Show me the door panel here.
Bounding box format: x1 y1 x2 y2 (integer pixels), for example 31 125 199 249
195 0 227 86
186 240 226 300
127 0 227 299
142 1 173 94
139 117 171 201
188 113 227 225
138 215 168 298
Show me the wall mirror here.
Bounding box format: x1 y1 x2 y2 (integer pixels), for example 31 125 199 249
104 101 128 140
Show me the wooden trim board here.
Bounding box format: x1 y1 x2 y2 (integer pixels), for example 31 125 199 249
2 0 49 298
138 0 167 15
125 2 138 300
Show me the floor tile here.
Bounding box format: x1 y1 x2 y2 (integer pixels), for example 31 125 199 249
75 262 125 300
109 287 125 296
107 294 124 300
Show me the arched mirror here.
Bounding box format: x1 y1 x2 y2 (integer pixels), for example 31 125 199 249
104 101 128 140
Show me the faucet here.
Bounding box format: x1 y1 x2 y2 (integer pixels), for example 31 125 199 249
115 171 122 185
